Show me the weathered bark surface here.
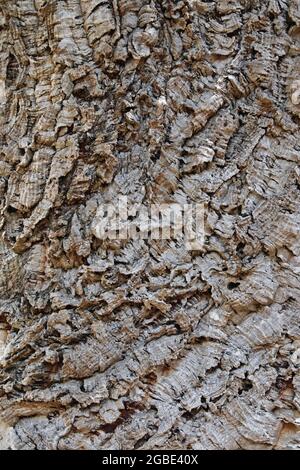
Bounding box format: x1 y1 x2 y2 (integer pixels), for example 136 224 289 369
0 0 300 450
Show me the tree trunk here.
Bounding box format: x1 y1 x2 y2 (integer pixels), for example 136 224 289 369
0 0 300 450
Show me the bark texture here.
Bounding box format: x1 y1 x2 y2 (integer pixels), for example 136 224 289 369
0 0 300 450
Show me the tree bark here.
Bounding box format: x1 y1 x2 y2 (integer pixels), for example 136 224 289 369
0 0 300 450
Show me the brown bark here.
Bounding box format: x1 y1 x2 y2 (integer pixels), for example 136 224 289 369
0 0 300 450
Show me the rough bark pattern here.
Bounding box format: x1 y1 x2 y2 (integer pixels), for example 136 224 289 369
0 0 300 450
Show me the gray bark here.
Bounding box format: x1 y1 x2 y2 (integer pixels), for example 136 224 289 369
0 0 300 450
